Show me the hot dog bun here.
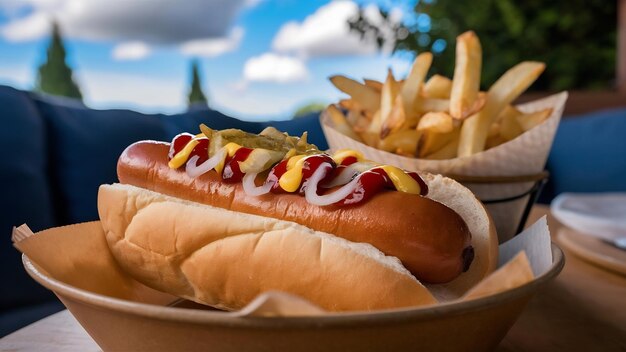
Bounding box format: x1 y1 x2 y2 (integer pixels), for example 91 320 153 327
99 183 438 311
98 141 497 311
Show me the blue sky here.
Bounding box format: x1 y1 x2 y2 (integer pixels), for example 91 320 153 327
0 0 418 120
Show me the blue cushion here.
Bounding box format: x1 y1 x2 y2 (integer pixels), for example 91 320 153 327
545 108 626 198
34 95 327 225
161 107 261 139
0 87 55 232
0 301 64 337
0 86 57 311
33 96 167 224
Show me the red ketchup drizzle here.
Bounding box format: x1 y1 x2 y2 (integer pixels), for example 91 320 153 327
331 168 387 206
268 155 336 193
299 155 336 194
339 156 358 166
188 138 209 165
168 133 193 160
222 147 253 183
168 133 210 167
268 160 288 192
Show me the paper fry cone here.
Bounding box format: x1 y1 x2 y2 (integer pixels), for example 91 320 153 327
321 92 568 241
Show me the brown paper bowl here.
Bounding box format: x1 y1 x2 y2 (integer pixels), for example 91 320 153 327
22 244 564 352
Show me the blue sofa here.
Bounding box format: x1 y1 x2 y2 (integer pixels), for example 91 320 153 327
1 84 625 336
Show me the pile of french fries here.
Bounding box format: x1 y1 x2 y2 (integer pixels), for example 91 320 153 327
326 31 552 160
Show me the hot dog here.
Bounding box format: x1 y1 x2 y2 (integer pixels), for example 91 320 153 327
98 126 497 311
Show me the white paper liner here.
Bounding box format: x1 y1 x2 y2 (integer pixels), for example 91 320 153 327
321 92 568 241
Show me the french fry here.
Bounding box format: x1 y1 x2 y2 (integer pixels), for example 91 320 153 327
360 110 382 147
457 61 545 157
378 129 421 155
352 113 371 133
498 105 524 140
516 108 552 131
394 149 413 157
345 108 362 126
338 99 358 111
450 31 483 120
324 105 362 142
329 75 381 112
488 121 501 138
381 95 406 139
423 74 452 99
363 78 383 92
359 133 379 147
401 53 433 125
418 127 460 158
423 136 459 160
485 135 507 149
379 69 400 138
417 112 455 133
417 98 450 113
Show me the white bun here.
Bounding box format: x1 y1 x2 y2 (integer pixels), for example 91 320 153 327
98 183 438 311
421 174 498 300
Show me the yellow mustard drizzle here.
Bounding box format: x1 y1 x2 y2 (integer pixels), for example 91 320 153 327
331 149 364 165
278 155 307 192
169 139 200 169
283 148 298 160
168 134 207 169
380 165 421 194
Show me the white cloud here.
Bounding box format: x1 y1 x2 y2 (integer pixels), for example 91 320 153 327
0 63 33 88
180 27 244 58
244 0 264 8
112 41 151 61
211 87 299 119
0 10 50 42
243 53 308 83
228 79 249 93
271 1 374 58
1 0 245 44
76 70 185 113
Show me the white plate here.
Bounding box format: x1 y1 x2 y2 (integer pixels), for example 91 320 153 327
551 193 626 241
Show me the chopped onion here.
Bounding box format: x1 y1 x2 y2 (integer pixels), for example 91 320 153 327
322 161 378 188
305 163 363 206
242 172 275 196
168 145 176 160
185 148 226 178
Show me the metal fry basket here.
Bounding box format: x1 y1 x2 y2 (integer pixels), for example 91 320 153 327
445 172 550 242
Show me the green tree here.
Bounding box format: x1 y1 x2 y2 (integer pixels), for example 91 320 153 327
35 21 82 100
349 1 616 91
293 102 327 119
187 60 209 108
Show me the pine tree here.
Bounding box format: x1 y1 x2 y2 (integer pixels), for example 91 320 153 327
187 60 209 109
35 22 82 100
